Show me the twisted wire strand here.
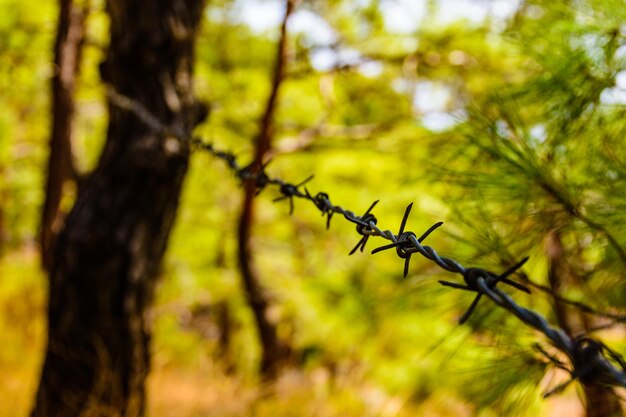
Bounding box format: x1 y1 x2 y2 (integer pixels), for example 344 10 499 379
478 279 626 390
106 87 626 396
477 278 573 353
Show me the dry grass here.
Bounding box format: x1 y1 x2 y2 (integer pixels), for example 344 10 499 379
146 364 473 417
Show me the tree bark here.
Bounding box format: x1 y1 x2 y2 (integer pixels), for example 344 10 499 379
39 0 86 271
237 0 294 378
31 1 205 416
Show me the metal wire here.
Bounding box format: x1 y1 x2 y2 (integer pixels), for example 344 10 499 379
107 87 626 397
479 280 626 395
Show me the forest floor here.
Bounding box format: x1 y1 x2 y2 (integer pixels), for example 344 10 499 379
0 249 585 417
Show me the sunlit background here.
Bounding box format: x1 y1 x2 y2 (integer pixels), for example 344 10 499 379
1 0 626 416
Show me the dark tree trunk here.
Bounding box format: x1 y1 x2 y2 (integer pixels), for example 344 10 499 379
40 0 85 271
32 1 205 416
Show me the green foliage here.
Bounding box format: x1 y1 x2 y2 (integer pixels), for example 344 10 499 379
2 0 626 416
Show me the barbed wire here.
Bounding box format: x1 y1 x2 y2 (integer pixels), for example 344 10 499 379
106 87 626 398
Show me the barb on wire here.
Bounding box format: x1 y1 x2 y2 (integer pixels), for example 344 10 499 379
349 200 379 255
539 337 626 398
239 160 273 195
438 257 531 324
106 85 626 398
305 190 334 229
372 203 443 278
273 175 314 214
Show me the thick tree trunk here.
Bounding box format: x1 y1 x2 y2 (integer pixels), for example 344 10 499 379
40 0 85 271
31 1 205 416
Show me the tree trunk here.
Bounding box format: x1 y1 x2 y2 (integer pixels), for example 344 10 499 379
237 0 294 378
40 0 85 271
545 231 622 417
31 1 205 416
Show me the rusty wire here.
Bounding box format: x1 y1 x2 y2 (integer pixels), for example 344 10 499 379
106 87 626 398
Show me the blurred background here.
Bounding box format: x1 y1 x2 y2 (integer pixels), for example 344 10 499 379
1 0 626 416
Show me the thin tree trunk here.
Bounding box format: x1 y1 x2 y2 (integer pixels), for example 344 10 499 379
40 0 85 271
237 0 295 378
31 1 205 416
545 231 623 417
